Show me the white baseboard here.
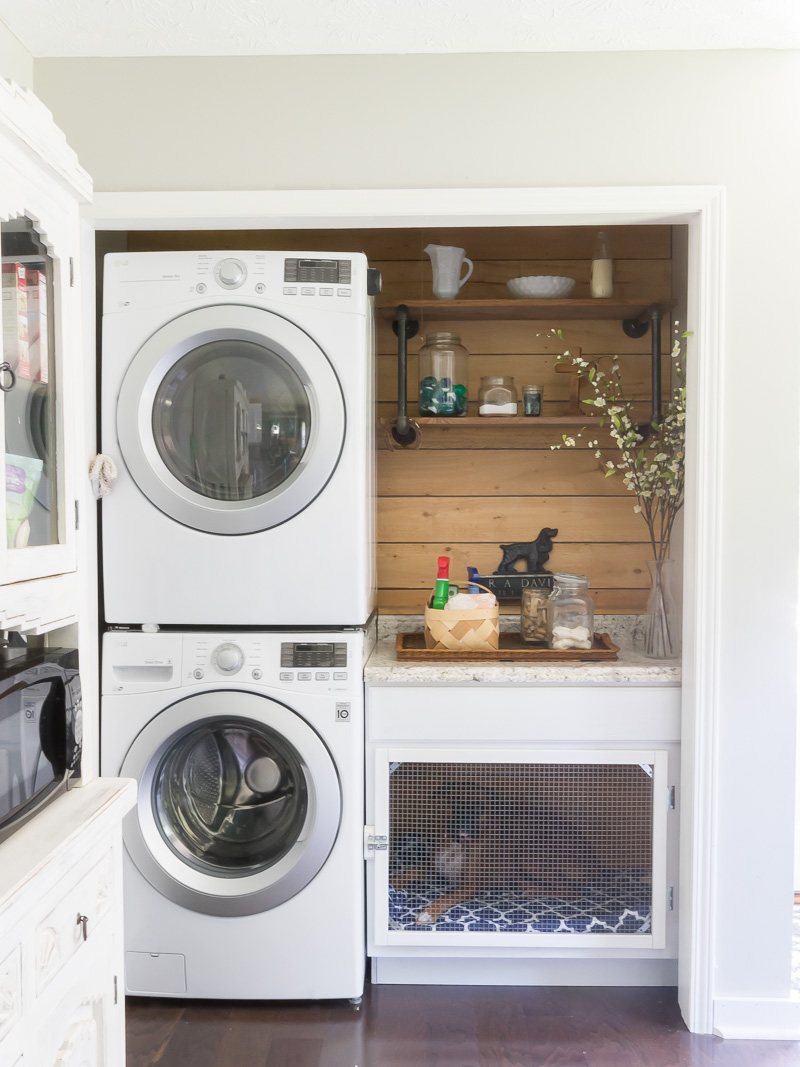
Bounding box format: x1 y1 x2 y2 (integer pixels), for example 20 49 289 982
713 995 800 1040
370 956 678 987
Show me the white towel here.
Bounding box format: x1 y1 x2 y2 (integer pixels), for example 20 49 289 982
88 454 118 499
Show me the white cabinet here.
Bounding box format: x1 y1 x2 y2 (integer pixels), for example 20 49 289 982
0 78 91 632
366 682 681 987
0 779 135 1067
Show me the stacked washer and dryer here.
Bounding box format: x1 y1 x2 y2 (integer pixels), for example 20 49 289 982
99 251 378 1000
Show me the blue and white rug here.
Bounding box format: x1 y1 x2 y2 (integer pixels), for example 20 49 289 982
389 871 651 934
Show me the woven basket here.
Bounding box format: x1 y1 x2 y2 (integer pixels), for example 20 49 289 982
424 582 500 652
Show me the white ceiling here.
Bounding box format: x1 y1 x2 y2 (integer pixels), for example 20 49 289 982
2 0 799 57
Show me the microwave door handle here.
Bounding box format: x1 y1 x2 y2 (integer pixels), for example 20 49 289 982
36 677 68 783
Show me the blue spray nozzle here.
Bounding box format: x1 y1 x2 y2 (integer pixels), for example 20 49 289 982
467 566 479 594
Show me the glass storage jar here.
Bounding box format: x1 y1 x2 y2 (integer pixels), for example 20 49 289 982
520 586 550 644
418 332 469 416
478 375 518 416
547 573 594 650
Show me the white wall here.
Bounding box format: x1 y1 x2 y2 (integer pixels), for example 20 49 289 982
0 19 32 89
32 49 800 1031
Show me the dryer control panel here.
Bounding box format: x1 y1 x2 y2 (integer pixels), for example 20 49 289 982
283 258 351 285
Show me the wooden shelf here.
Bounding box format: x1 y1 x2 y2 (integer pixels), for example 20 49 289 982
380 415 600 428
378 298 676 322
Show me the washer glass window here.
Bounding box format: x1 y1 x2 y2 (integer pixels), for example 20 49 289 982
152 340 311 502
153 718 309 875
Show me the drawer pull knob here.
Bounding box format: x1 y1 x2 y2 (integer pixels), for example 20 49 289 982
76 914 89 941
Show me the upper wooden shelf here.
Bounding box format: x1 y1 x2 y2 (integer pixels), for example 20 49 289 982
378 298 677 322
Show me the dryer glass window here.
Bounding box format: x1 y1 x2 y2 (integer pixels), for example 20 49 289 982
153 718 309 875
153 340 311 502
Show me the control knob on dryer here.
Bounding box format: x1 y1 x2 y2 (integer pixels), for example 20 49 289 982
215 258 247 289
212 642 244 674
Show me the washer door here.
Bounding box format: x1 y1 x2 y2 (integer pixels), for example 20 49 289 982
116 305 345 534
120 691 341 916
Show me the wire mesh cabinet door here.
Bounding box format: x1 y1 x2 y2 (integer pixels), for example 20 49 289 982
369 746 669 951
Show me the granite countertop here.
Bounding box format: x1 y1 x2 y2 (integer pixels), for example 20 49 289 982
365 616 682 687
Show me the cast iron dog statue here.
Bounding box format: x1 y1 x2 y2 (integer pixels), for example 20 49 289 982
393 778 598 926
496 527 558 574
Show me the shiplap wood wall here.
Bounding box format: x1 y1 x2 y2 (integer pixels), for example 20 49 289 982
125 225 679 615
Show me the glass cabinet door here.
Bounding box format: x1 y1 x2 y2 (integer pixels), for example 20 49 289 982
1 215 70 583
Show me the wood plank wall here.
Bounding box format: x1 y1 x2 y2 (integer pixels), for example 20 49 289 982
125 225 679 615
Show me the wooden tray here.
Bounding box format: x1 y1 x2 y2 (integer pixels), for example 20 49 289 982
395 631 619 662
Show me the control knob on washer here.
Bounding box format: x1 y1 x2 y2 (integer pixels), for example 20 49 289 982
212 642 244 674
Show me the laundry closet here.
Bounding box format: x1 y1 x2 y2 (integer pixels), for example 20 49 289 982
93 222 684 991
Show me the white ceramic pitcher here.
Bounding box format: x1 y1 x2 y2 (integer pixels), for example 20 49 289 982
424 244 474 300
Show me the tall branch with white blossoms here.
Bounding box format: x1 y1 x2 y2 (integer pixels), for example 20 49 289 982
551 328 687 561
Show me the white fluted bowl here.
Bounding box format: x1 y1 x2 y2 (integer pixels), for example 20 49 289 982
507 275 576 299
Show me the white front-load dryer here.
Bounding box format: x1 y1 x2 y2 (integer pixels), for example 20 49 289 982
101 626 372 999
101 250 376 626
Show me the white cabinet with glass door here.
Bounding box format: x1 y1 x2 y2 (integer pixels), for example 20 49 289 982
0 78 91 632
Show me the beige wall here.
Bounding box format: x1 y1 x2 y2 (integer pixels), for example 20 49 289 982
31 51 798 193
31 48 800 1021
0 18 33 88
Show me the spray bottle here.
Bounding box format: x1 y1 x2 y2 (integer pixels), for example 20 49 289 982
432 556 450 609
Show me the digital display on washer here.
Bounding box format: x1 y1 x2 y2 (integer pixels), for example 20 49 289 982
283 258 352 284
280 642 347 668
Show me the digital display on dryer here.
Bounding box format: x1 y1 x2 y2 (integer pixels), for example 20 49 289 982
283 258 352 284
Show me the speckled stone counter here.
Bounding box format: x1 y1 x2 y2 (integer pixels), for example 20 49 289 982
365 615 682 687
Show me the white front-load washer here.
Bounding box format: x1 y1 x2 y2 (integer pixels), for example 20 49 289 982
101 250 377 626
101 626 373 999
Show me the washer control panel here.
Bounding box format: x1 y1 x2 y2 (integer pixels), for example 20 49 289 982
280 642 347 668
102 631 361 694
212 642 244 674
190 635 262 680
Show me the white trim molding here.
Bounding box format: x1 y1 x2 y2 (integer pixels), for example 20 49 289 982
91 184 726 1034
714 997 800 1041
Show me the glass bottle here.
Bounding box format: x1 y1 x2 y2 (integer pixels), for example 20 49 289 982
523 384 542 417
478 375 518 416
590 230 614 298
418 332 469 416
547 573 594 650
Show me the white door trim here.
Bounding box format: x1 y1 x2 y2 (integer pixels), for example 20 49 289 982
90 185 726 1033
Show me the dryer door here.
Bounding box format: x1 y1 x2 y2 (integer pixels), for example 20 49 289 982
120 690 341 916
116 305 345 534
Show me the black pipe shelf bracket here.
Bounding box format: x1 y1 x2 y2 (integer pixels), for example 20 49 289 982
389 304 421 448
622 303 664 426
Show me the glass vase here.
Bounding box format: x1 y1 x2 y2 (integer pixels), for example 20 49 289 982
643 559 681 660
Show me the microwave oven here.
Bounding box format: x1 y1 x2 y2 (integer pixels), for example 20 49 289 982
0 644 82 845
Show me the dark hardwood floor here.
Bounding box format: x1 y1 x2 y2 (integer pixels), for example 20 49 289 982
126 985 800 1066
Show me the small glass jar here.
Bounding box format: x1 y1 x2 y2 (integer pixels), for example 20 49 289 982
523 384 542 417
520 586 549 644
478 375 518 416
547 573 594 650
418 332 469 417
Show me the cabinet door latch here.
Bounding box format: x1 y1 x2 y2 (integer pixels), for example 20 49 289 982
69 257 75 287
364 825 388 860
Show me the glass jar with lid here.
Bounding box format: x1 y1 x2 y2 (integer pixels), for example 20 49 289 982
520 586 549 644
418 332 468 417
547 573 594 650
478 375 518 416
